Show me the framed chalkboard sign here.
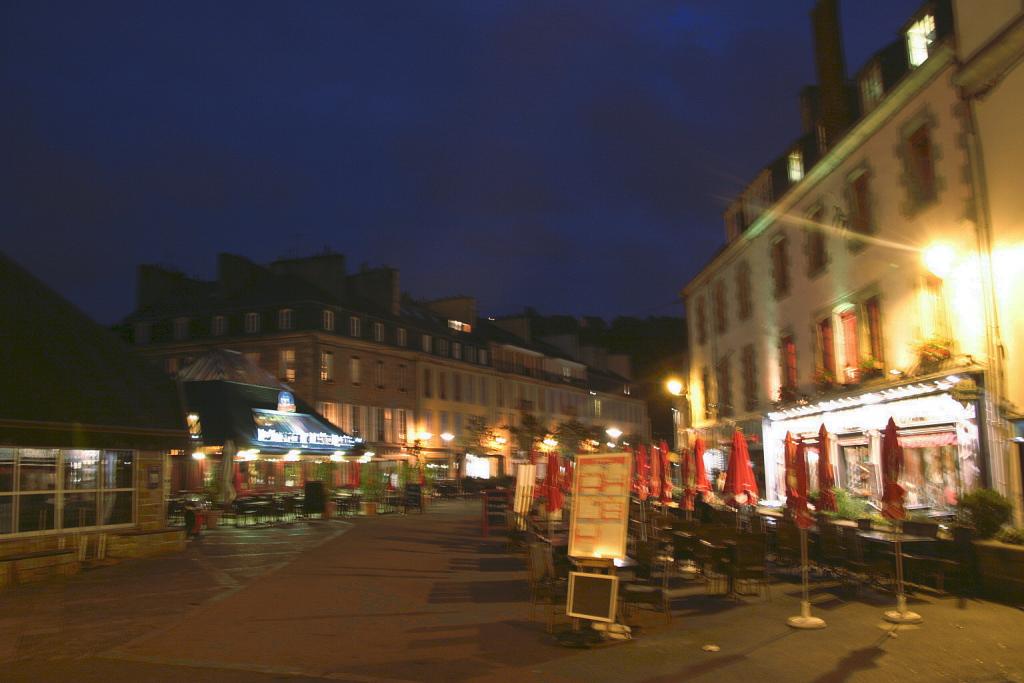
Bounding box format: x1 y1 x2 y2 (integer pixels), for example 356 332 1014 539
403 483 423 513
567 572 618 623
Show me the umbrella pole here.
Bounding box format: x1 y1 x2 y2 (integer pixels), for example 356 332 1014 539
884 520 922 624
787 528 825 629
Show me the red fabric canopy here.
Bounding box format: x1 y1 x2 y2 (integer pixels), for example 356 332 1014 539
634 445 650 501
545 452 564 513
659 440 674 504
816 424 837 512
881 417 906 521
793 439 813 530
649 443 663 501
561 457 574 493
784 432 799 512
724 429 759 507
693 437 711 494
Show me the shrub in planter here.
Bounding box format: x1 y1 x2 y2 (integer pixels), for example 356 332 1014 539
958 489 1013 538
996 527 1024 545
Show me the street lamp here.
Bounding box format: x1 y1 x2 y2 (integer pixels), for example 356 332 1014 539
665 378 684 397
923 243 956 279
605 427 622 451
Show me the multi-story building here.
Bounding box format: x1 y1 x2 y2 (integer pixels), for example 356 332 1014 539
682 0 1021 516
122 252 649 479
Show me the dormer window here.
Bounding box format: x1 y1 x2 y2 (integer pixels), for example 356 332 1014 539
397 328 407 347
245 312 260 334
212 315 227 336
448 320 472 333
422 334 432 353
373 322 384 342
859 63 884 112
906 13 936 68
788 149 804 183
349 316 361 337
322 309 335 331
173 317 189 341
278 309 292 331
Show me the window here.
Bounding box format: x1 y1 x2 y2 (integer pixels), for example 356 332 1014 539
438 339 449 357
452 342 462 360
713 280 727 334
771 236 790 299
696 296 707 345
466 374 475 403
478 349 488 365
422 334 432 353
781 335 798 389
245 312 260 333
397 364 408 391
806 208 828 277
423 368 432 398
906 13 936 67
742 345 757 411
375 407 386 442
479 377 488 405
454 374 462 402
593 398 602 418
440 411 449 435
860 63 883 112
349 405 362 437
278 309 292 331
701 367 711 419
788 149 804 183
318 401 341 426
818 318 835 378
866 296 884 363
279 349 296 382
906 124 937 206
320 351 334 382
375 361 384 388
839 310 859 383
173 317 189 341
396 409 408 444
736 262 752 321
133 322 150 345
349 357 361 385
439 371 448 400
422 410 433 438
349 316 361 337
716 357 733 418
847 171 872 238
496 380 504 408
373 322 384 342
322 310 335 331
212 315 227 336
448 320 472 333
397 328 407 347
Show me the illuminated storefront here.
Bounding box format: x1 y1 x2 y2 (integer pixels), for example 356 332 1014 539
763 374 984 513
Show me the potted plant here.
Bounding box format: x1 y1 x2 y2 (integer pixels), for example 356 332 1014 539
813 368 836 393
959 489 1024 603
916 337 952 369
859 357 884 380
359 466 383 516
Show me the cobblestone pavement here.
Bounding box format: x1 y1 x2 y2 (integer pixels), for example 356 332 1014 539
1 501 1023 682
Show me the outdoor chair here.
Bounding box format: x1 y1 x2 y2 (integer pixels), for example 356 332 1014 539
721 533 770 599
842 527 892 593
816 522 847 576
904 525 974 595
773 521 801 567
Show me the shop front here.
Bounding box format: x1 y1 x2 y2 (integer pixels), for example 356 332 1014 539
763 374 984 514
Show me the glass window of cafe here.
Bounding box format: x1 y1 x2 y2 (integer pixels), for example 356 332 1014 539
0 447 135 536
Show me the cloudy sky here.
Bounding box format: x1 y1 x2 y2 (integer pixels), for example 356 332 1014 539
2 0 921 323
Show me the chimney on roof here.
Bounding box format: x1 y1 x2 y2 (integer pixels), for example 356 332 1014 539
270 252 347 302
217 253 267 297
811 0 851 150
347 267 400 316
136 264 192 310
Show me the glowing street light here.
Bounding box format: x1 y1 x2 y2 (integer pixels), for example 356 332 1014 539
606 427 622 440
665 378 684 397
542 437 558 448
924 243 955 279
440 432 454 443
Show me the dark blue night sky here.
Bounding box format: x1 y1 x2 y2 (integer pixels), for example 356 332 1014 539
2 1 922 324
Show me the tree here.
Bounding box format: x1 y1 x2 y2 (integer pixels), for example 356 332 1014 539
505 413 547 458
554 419 591 456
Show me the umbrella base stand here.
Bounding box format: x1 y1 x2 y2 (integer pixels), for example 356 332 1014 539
884 595 922 625
787 601 826 629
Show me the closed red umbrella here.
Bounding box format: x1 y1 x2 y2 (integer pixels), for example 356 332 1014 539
787 436 824 629
693 437 711 495
881 417 905 522
350 461 361 489
817 424 837 512
659 440 674 504
634 445 651 501
561 457 573 493
793 439 813 530
649 443 663 501
680 446 695 511
545 452 564 513
724 428 759 507
784 432 799 513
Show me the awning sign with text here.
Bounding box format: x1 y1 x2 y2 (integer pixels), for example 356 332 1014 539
569 452 632 560
251 409 357 451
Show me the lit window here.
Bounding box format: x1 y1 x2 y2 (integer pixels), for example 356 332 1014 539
373 322 384 342
279 348 296 382
318 401 341 426
452 342 462 360
448 320 473 333
212 315 227 337
349 356 361 385
278 309 292 331
349 317 361 337
173 317 189 341
422 334 432 353
788 149 804 183
397 328 407 347
906 13 936 68
781 336 798 389
320 351 334 382
245 312 260 334
839 309 859 383
322 310 335 332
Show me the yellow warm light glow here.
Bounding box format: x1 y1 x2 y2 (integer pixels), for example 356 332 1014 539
665 378 684 396
606 427 622 439
440 432 454 443
542 437 558 448
495 436 507 445
418 431 433 442
284 450 301 462
330 452 344 462
191 452 205 460
924 243 956 279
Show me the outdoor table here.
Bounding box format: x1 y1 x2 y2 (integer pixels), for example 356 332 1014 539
857 530 936 545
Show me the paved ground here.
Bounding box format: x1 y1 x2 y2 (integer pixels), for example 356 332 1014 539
1 500 1022 682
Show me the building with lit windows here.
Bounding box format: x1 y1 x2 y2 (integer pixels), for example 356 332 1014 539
121 252 649 480
682 0 1021 516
